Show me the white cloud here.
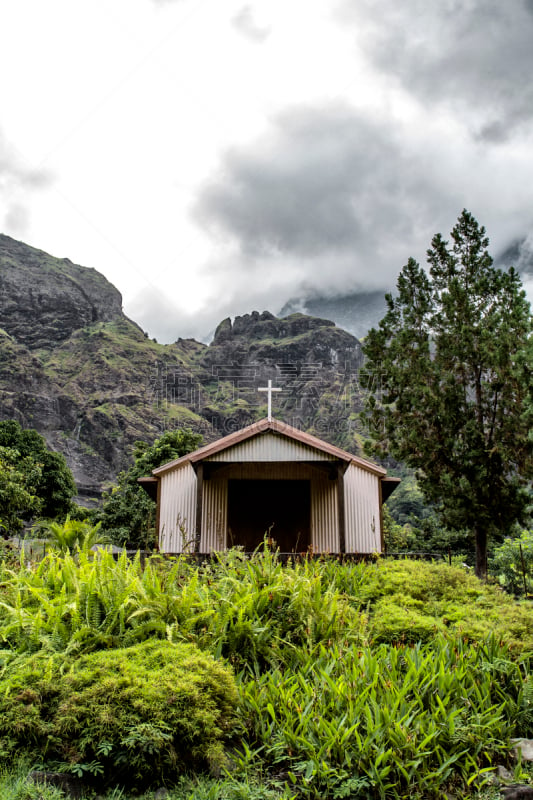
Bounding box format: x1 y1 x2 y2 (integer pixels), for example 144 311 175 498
1 0 532 341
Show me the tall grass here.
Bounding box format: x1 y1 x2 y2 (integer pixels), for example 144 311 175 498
239 636 533 798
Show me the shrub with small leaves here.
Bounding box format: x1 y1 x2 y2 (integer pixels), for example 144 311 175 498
0 640 239 790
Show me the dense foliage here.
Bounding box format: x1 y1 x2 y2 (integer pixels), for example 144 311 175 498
0 641 238 789
96 428 202 548
0 420 76 532
363 211 533 577
1 545 533 798
492 529 533 597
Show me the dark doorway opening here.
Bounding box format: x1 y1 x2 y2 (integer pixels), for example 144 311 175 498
227 479 310 552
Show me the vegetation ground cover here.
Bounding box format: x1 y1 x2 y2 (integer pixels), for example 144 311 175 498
1 546 533 799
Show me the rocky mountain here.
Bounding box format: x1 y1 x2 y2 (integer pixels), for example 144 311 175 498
0 235 370 503
0 234 124 349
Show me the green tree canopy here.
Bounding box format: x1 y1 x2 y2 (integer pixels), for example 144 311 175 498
362 210 533 577
0 420 77 532
0 447 42 533
96 428 202 549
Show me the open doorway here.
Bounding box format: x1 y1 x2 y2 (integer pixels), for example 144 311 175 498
227 479 311 552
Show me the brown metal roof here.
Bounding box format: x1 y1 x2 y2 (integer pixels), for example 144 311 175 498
152 417 387 477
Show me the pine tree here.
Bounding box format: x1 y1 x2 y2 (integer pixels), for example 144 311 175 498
363 210 533 577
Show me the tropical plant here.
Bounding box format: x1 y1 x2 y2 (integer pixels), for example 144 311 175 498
238 635 529 799
36 516 110 554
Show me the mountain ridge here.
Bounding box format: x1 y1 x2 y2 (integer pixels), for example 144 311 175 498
0 235 370 503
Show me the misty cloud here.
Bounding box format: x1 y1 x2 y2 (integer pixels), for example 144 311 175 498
126 280 296 344
0 134 50 189
194 104 467 292
232 5 271 42
0 132 52 237
497 236 533 278
4 204 30 237
339 0 533 141
189 97 533 339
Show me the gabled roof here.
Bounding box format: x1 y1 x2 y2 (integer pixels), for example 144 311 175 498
152 417 387 477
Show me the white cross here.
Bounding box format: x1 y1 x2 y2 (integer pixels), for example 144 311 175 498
258 379 282 421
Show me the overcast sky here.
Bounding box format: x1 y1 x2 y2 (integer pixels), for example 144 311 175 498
1 0 533 341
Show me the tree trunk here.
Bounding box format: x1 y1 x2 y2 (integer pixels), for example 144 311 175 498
474 524 487 580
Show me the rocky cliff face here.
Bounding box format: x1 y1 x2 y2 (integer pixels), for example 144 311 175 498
186 310 365 445
0 234 124 349
0 236 369 502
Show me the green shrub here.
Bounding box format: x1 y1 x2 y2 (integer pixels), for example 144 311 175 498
368 597 445 644
0 640 239 790
199 550 363 672
0 547 363 673
491 530 533 597
322 558 533 653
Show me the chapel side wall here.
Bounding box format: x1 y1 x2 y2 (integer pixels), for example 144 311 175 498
344 464 382 553
158 463 197 553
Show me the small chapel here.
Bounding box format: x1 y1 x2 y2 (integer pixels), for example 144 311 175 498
139 382 399 555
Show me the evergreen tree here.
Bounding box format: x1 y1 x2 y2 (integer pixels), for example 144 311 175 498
363 210 533 577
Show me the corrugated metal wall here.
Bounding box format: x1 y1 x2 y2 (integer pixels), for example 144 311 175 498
204 432 336 462
159 459 381 554
202 477 228 552
344 464 381 553
310 471 339 553
159 463 197 552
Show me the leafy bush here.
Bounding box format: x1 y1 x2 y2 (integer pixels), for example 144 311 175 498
368 597 445 644
492 530 533 597
34 516 109 554
0 640 238 789
321 558 533 653
197 549 363 672
0 548 362 671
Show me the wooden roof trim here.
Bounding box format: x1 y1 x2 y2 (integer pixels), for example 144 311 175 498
152 417 386 477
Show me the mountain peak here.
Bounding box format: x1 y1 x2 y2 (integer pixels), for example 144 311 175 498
0 234 124 350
